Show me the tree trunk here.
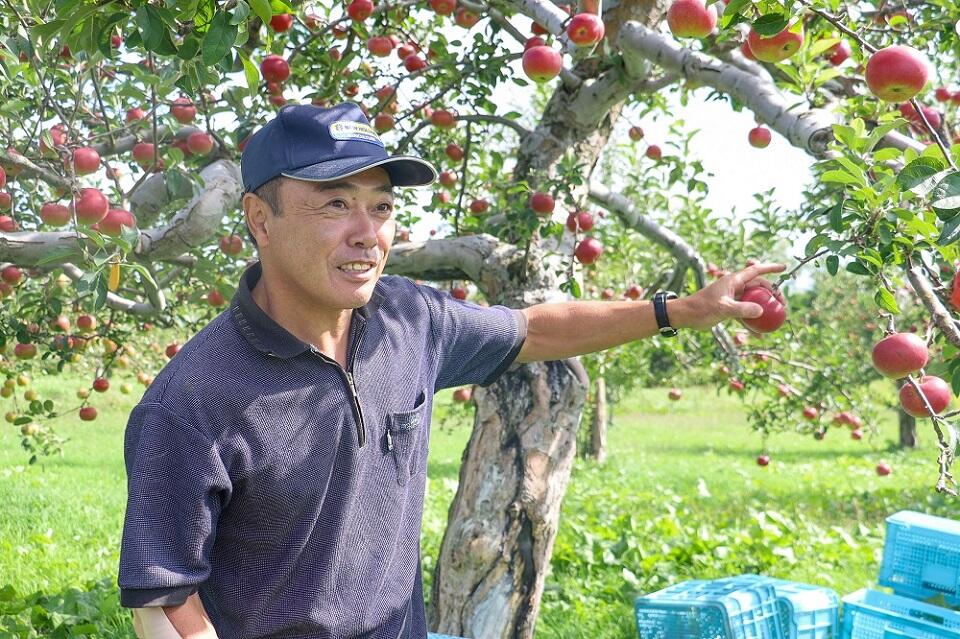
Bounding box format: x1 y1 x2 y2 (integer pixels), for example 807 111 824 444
428 357 589 638
588 375 608 463
899 406 918 448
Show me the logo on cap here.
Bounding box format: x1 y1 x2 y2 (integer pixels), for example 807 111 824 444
329 120 384 147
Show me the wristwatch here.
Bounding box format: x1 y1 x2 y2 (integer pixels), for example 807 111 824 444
653 290 679 337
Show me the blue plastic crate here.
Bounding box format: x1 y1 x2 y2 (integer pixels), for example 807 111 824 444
635 577 785 639
841 588 960 639
879 510 960 606
722 575 839 639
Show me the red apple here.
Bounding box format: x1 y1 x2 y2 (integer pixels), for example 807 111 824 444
739 41 757 61
827 40 851 66
576 210 594 231
79 406 98 421
367 36 394 57
668 387 682 400
646 144 662 160
170 97 196 124
756 454 770 466
429 0 456 14
52 315 70 332
748 126 772 148
0 166 5 190
629 126 644 141
72 188 109 225
261 55 291 82
747 24 804 63
802 406 818 420
77 314 97 331
601 288 615 300
529 192 555 216
1 265 21 285
186 132 215 155
430 109 456 129
625 284 643 300
404 54 427 72
438 170 457 188
455 7 479 27
935 87 952 102
132 142 155 167
522 46 562 83
208 290 226 307
899 375 951 417
165 343 181 358
524 36 546 51
876 462 892 476
666 0 717 38
126 109 146 125
453 386 473 402
470 198 489 214
445 143 464 161
72 147 101 175
93 377 110 393
347 0 373 20
729 379 745 392
899 102 941 130
98 208 135 236
865 45 930 102
269 13 294 32
14 343 36 359
40 125 68 156
374 113 395 132
220 234 244 256
738 285 787 333
397 43 417 60
567 13 605 46
574 237 603 264
851 429 863 440
0 194 10 212
872 332 929 379
777 383 792 397
451 286 467 300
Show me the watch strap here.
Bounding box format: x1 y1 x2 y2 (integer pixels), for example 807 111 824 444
653 290 679 337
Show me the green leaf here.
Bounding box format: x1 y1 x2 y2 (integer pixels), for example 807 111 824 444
231 0 251 25
896 156 945 192
874 287 900 314
248 0 273 24
938 216 960 246
865 120 907 154
808 37 840 57
751 14 789 36
826 254 839 275
202 11 237 66
137 5 166 52
821 169 864 186
30 19 67 42
951 366 960 397
238 50 259 100
846 261 872 276
828 200 844 232
178 33 202 60
931 172 960 220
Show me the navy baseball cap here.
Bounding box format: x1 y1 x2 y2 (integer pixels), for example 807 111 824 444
241 102 437 193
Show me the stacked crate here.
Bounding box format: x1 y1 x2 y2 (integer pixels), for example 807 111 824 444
842 510 960 639
634 574 840 639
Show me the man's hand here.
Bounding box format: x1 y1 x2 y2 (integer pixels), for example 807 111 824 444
680 262 787 331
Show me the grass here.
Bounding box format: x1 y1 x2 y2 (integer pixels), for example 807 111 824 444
0 371 956 637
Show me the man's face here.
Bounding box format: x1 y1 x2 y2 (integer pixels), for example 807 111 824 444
252 167 396 312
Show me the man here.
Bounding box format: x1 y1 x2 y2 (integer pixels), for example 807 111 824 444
118 102 784 639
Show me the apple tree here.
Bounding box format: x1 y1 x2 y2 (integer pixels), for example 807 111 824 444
2 0 960 636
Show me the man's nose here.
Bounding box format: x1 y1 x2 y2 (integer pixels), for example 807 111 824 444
349 208 378 247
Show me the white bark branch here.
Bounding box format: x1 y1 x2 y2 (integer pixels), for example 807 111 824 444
386 234 518 288
619 23 839 157
0 159 242 266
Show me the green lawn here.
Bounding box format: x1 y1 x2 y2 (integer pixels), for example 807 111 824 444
0 372 956 637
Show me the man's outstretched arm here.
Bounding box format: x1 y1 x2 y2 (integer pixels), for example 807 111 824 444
515 262 785 364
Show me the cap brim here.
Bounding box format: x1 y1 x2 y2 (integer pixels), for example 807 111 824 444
281 155 437 187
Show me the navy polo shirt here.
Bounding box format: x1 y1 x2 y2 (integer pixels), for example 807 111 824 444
117 261 527 639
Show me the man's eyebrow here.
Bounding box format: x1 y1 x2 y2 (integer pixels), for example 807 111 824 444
311 181 394 195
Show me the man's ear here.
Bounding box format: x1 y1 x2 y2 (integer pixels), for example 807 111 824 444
243 193 270 249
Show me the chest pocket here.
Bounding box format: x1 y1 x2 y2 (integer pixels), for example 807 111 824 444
385 389 427 486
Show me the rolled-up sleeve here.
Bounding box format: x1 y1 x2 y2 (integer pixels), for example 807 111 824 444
418 284 528 391
117 402 232 607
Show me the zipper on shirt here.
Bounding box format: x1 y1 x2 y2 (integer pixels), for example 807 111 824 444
309 321 367 448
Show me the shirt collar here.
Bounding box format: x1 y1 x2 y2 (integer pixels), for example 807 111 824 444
230 261 383 359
